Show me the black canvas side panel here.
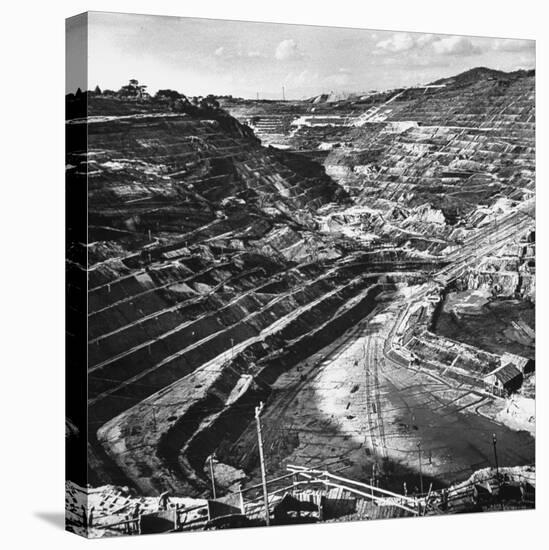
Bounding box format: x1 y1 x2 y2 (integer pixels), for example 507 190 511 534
65 12 89 537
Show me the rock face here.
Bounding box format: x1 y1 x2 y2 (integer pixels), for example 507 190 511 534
67 66 535 499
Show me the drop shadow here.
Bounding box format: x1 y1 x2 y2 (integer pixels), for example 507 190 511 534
34 512 65 530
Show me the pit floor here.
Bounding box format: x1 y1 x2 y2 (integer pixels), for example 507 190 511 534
238 289 535 494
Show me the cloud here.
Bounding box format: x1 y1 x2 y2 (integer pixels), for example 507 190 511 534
492 38 534 53
375 32 482 57
275 39 301 61
432 36 482 56
416 34 437 47
214 46 266 61
375 32 534 59
376 33 415 53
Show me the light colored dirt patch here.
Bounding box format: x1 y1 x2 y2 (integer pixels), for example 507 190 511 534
247 290 534 491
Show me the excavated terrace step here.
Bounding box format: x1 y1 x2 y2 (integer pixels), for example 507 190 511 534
88 265 370 425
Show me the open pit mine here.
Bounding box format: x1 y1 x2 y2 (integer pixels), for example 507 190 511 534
66 67 535 536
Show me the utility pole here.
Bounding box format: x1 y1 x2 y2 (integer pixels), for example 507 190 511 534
282 86 285 101
238 483 245 514
492 433 500 478
417 442 424 494
208 454 217 499
255 402 270 526
492 433 504 509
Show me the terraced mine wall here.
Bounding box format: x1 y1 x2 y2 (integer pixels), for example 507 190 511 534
68 69 535 499
89 266 366 424
96 276 385 496
452 232 535 301
331 73 534 221
68 94 410 493
226 69 534 258
180 283 383 491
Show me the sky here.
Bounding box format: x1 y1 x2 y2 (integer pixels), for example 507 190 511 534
75 11 535 99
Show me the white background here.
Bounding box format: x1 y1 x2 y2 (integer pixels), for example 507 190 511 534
0 1 546 548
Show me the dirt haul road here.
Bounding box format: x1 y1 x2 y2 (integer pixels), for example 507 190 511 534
235 288 534 493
